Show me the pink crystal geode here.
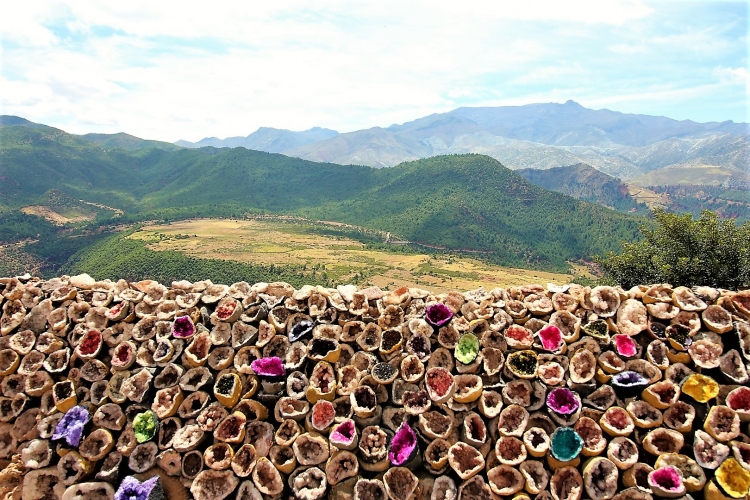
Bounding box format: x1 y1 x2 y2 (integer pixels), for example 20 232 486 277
388 422 418 466
547 388 580 415
251 356 285 377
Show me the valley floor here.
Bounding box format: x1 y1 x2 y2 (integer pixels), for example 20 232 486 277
130 218 575 292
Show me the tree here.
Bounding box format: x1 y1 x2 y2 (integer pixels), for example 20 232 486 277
597 209 750 289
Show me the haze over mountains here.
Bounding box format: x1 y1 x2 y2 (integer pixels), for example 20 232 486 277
178 101 749 183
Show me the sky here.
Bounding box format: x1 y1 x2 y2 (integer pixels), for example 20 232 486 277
1 1 747 142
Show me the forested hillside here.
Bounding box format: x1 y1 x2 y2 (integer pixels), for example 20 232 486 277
517 163 643 213
1 123 645 275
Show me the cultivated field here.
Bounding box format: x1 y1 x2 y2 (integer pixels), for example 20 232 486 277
130 218 575 292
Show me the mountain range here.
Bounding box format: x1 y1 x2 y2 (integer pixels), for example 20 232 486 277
175 101 749 184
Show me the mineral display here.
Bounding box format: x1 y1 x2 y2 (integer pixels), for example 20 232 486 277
0 274 749 499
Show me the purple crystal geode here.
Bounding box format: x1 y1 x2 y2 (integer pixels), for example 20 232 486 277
425 303 453 328
171 315 195 339
251 356 285 377
547 388 580 415
52 405 90 447
114 476 164 500
388 422 418 466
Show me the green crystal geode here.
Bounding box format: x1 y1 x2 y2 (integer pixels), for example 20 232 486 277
455 333 479 365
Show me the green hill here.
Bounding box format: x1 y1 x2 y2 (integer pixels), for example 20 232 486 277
0 125 645 272
81 132 182 152
301 155 643 269
517 163 642 212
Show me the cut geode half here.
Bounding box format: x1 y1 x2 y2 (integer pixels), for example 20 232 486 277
520 460 550 494
583 320 610 343
400 389 429 415
128 442 158 473
288 319 314 342
647 466 685 498
179 366 213 392
452 373 482 403
665 323 692 351
268 444 295 474
79 428 115 461
703 304 733 333
655 453 706 493
726 386 750 421
715 457 750 499
704 405 740 442
178 391 209 420
662 401 695 433
448 442 485 480
688 338 722 369
549 427 583 463
569 349 596 384
53 380 77 412
550 466 584 500
329 419 357 450
506 350 538 379
133 410 158 443
293 432 329 466
720 350 749 384
309 400 336 432
418 410 454 440
326 450 359 485
114 476 163 500
307 361 336 403
582 457 619 500
20 438 52 469
681 373 719 403
351 386 377 418
353 478 386 500
230 444 256 478
52 405 90 447
388 422 418 466
424 437 450 471
171 315 195 339
505 324 534 349
693 429 731 470
275 397 309 421
213 412 246 443
494 435 527 466
497 404 530 437
610 370 649 399
425 303 453 327
606 436 638 470
625 400 662 429
399 354 424 383
425 367 455 403
538 324 565 353
371 362 398 384
190 469 239 500
156 416 181 449
289 466 328 500
599 405 634 437
642 427 684 456
547 388 580 416
358 425 390 471
641 380 680 410
455 333 479 365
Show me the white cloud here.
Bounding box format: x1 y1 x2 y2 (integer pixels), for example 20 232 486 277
1 0 746 141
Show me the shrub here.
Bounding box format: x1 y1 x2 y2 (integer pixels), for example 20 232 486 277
597 209 750 289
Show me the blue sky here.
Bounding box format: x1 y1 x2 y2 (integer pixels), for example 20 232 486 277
1 1 747 142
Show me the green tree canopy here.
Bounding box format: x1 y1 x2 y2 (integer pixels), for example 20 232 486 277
598 209 750 290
